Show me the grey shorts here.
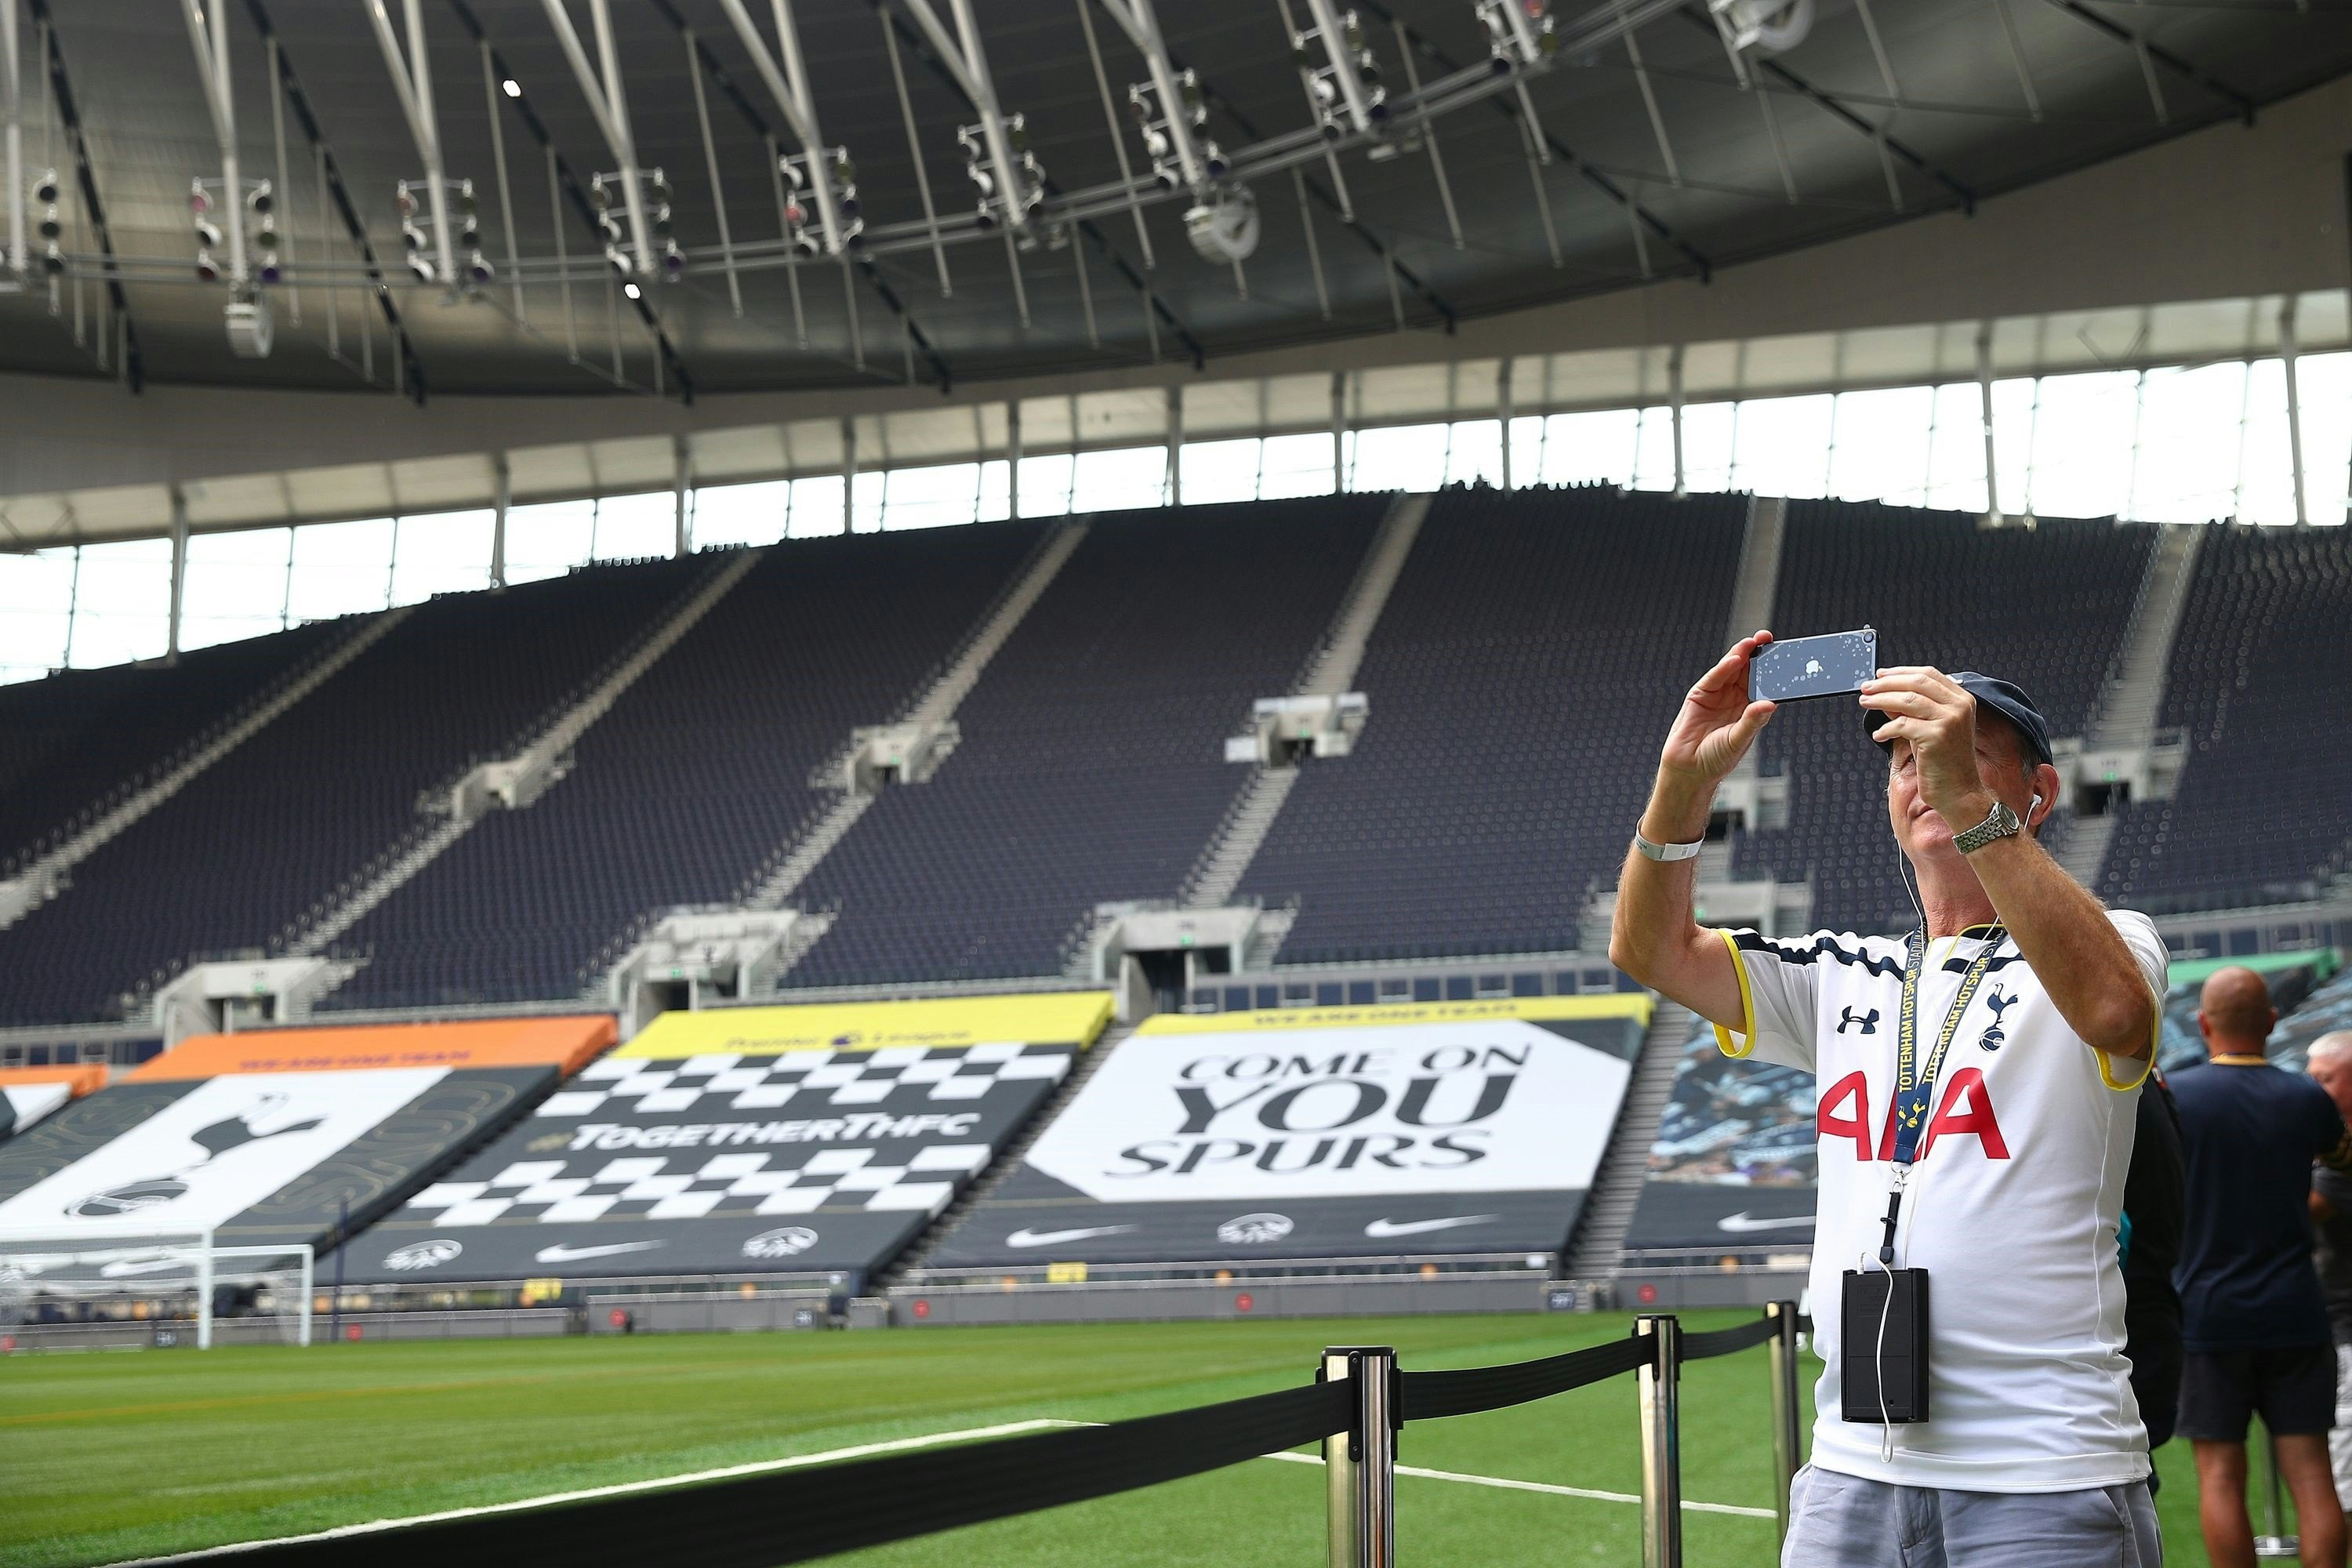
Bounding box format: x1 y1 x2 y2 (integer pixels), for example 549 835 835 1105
1782 1464 2161 1568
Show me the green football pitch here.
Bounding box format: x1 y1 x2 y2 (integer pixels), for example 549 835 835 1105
2 1310 2230 1567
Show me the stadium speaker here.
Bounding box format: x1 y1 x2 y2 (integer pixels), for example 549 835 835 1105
225 296 274 358
1185 183 1260 263
1713 0 1814 53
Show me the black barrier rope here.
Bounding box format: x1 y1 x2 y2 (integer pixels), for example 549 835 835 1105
171 1308 1796 1568
1677 1315 1781 1363
185 1379 1352 1568
1399 1330 1660 1422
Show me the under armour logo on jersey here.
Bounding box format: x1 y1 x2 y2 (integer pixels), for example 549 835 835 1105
1838 1006 1879 1035
1979 989 2019 1052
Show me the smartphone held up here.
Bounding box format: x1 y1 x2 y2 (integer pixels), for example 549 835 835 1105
1748 627 1878 704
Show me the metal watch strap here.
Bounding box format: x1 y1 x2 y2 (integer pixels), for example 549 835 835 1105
1634 829 1705 862
1952 800 2022 855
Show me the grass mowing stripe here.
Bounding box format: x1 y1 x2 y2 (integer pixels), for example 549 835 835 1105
111 1421 1075 1563
1 1354 857 1425
1256 1450 1777 1518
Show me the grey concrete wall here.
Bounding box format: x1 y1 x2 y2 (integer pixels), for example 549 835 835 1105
1613 1269 1809 1311
584 1293 832 1335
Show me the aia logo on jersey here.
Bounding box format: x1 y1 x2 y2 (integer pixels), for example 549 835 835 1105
1978 990 2019 1051
1838 1007 1879 1035
1817 1069 2010 1161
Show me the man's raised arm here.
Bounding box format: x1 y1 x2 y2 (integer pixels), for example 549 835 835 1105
1861 666 2158 1063
1608 630 1779 1032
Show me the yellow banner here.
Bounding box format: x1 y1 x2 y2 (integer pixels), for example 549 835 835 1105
1134 993 1651 1036
619 992 1116 1060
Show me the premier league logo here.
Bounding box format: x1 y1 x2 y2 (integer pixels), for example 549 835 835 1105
1979 990 2018 1052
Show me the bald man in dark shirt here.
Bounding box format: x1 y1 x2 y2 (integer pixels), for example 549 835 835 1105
2175 967 2352 1568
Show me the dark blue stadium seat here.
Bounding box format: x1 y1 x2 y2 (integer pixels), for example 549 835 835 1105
2100 526 2352 913
786 495 1388 986
1737 500 2155 935
0 559 713 1025
321 523 1050 1009
0 619 345 870
1242 485 1748 964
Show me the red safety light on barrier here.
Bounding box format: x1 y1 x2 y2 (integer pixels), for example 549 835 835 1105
1234 1292 1254 1312
344 1323 364 1341
911 1299 931 1319
1636 1283 1658 1305
609 1308 630 1328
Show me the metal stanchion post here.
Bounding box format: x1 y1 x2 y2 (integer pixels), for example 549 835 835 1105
1323 1345 1397 1568
1766 1301 1802 1544
2256 1421 2299 1558
1636 1315 1683 1568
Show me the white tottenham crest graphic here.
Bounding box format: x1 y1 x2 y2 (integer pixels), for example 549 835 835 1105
1217 1213 1294 1245
742 1226 819 1260
1022 1019 1630 1203
0 1068 445 1236
383 1239 465 1272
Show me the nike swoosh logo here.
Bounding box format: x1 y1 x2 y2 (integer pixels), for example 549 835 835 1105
534 1240 668 1263
1004 1225 1138 1249
1363 1215 1500 1239
1715 1211 1813 1233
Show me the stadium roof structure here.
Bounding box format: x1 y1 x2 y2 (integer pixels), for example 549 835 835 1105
6 0 2350 408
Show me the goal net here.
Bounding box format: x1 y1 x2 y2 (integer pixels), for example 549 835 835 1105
0 1229 314 1348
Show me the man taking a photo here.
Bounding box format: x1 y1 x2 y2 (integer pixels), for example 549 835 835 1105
1613 632 2165 1566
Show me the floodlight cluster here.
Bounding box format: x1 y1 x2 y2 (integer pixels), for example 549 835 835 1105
1293 9 1388 140
1476 0 1559 71
590 169 685 280
960 114 1044 232
779 147 862 257
189 176 281 285
1127 70 1225 193
397 176 495 286
31 168 63 275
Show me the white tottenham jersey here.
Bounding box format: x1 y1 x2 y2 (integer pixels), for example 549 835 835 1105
1713 910 2167 1493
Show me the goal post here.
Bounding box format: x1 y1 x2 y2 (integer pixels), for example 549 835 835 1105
0 1228 314 1348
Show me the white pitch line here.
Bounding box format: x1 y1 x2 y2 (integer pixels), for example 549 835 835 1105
1258 1450 1776 1519
114 1420 1076 1563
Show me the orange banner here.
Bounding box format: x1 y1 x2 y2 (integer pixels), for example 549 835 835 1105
129 1015 616 1081
0 1064 107 1096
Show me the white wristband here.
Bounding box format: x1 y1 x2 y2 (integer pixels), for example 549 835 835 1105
1634 830 1704 862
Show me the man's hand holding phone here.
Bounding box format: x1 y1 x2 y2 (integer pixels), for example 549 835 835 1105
1646 630 1780 842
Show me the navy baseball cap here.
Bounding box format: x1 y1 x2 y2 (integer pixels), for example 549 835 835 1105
1867 670 2055 768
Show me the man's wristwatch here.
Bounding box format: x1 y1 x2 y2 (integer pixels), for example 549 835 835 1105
1952 799 2023 855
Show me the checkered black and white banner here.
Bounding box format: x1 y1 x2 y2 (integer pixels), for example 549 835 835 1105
339 1044 1075 1282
